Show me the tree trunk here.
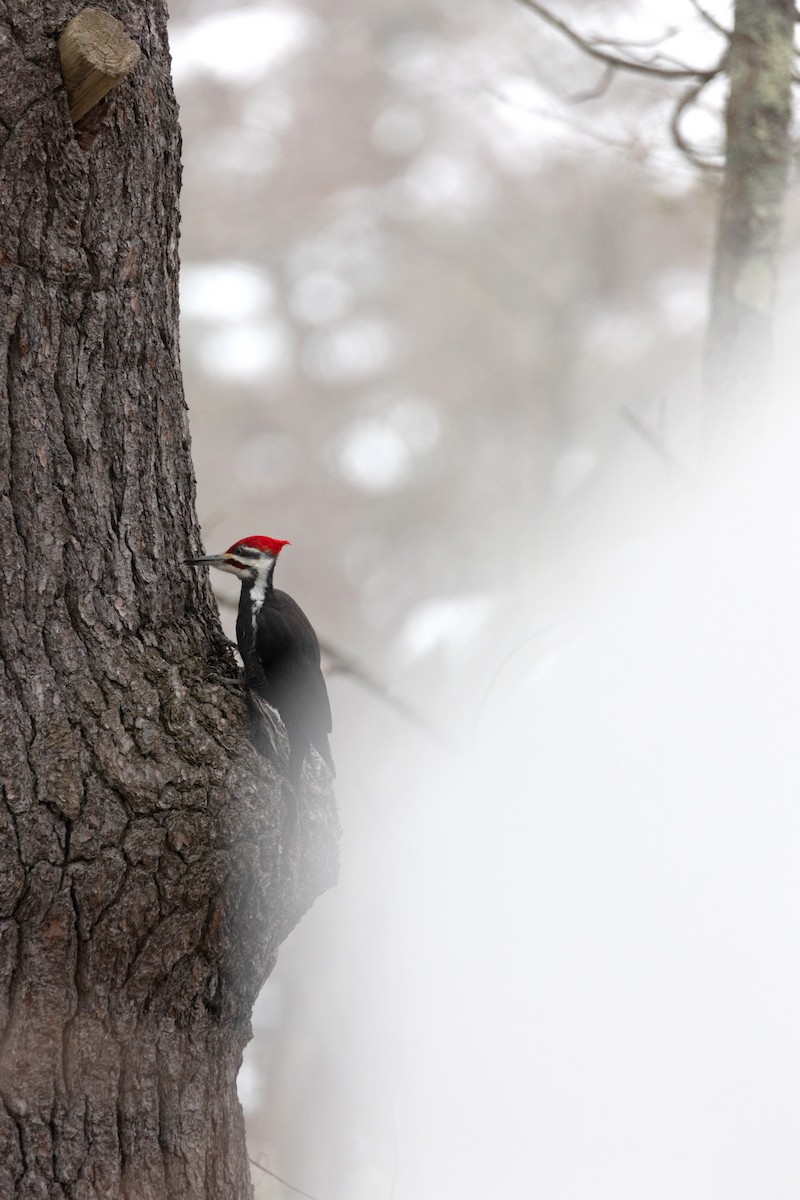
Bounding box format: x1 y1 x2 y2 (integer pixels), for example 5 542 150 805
0 4 338 1197
704 0 794 443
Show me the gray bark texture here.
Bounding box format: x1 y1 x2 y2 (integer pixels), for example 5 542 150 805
705 0 794 436
0 3 339 1198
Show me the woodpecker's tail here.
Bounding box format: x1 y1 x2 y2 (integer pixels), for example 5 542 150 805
287 736 309 789
313 733 335 777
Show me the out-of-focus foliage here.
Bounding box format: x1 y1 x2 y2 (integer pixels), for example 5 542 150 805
174 0 720 678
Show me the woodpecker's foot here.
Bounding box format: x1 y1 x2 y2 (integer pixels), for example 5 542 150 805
207 671 247 699
211 628 239 654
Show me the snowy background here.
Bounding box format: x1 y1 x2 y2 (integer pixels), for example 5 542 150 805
170 1 800 1196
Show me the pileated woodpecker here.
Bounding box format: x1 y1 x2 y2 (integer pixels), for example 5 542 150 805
186 535 333 786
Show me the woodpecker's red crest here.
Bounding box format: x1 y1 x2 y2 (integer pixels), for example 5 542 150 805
226 535 290 558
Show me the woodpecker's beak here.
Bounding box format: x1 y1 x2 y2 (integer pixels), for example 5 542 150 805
184 554 228 568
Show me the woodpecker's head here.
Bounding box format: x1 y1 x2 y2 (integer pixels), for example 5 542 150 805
185 535 290 585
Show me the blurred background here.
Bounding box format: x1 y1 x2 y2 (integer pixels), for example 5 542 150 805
170 0 800 1196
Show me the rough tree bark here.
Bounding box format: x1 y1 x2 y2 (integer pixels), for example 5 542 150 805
0 3 339 1197
704 0 795 439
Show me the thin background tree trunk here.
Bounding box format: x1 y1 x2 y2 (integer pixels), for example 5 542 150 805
704 0 795 441
0 3 338 1197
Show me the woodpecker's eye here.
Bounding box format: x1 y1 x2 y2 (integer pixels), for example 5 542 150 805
232 544 261 560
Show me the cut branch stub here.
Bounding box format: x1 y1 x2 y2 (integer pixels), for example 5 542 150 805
58 7 141 123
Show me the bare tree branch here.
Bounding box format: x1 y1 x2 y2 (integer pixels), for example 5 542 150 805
568 61 616 103
688 0 731 36
589 28 680 50
320 640 457 750
485 83 643 155
472 620 568 734
670 70 726 170
515 0 718 79
619 405 692 483
249 1157 323 1200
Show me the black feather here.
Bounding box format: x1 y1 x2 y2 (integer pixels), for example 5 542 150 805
236 584 334 785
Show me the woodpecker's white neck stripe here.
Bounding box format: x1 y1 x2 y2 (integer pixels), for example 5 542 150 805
249 560 274 627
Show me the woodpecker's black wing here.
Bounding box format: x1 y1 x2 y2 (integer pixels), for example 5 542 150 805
241 588 333 772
